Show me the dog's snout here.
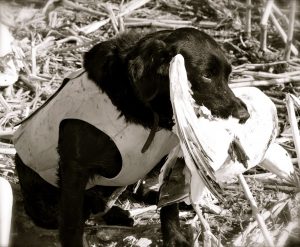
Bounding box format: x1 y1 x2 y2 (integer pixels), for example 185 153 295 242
233 104 250 124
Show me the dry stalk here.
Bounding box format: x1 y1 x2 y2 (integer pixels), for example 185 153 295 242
187 216 201 247
269 96 285 105
125 21 190 29
42 57 50 74
197 21 218 29
86 224 134 231
124 18 194 29
230 77 256 84
118 16 125 32
119 0 151 18
289 63 300 71
286 94 300 169
244 173 277 184
264 90 285 98
29 74 51 82
104 186 127 213
276 221 298 247
62 0 107 17
244 173 275 179
130 205 157 217
230 75 300 87
237 70 300 79
284 0 296 60
42 0 58 15
260 0 274 51
272 3 289 26
190 221 201 247
238 174 275 247
233 59 300 71
19 75 51 100
233 198 289 246
1 111 20 126
224 41 248 55
78 19 111 35
0 130 14 140
0 142 14 149
245 0 252 38
270 12 298 56
35 36 55 52
78 0 151 34
125 17 193 25
192 204 224 247
52 40 97 55
0 94 11 112
0 147 16 155
104 3 119 34
263 185 298 193
31 37 37 76
56 36 83 45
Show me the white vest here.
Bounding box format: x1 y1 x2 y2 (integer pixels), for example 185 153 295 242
13 70 178 189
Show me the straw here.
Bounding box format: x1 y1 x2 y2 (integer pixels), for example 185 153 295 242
284 0 296 60
286 94 300 169
238 174 275 247
245 0 252 38
260 0 274 51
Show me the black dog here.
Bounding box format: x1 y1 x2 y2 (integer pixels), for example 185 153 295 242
14 28 249 247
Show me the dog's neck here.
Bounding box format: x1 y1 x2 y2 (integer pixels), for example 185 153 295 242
90 66 174 130
83 32 174 130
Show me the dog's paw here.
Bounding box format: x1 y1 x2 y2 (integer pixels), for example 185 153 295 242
162 225 192 247
103 206 134 227
163 237 191 247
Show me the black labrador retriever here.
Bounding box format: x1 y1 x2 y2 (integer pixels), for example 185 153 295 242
14 28 249 247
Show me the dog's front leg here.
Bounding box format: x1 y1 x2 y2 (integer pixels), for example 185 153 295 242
58 121 90 247
160 204 190 247
57 118 123 246
58 158 88 247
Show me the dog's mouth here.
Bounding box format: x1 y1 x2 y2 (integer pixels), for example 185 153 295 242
192 92 250 124
207 105 250 124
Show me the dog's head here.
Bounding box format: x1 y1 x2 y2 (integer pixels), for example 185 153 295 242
84 28 249 127
127 28 249 123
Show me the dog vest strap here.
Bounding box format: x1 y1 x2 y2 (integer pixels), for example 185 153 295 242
141 112 159 153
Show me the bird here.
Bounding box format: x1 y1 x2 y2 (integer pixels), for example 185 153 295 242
159 54 294 206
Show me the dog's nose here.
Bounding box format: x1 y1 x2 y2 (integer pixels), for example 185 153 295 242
233 107 250 124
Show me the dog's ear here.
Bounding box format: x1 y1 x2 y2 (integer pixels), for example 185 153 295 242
84 40 118 83
128 39 170 102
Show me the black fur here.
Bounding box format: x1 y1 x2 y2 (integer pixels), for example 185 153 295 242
84 28 249 129
16 28 250 247
160 204 190 247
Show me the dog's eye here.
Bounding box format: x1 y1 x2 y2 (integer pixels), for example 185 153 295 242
202 75 212 83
